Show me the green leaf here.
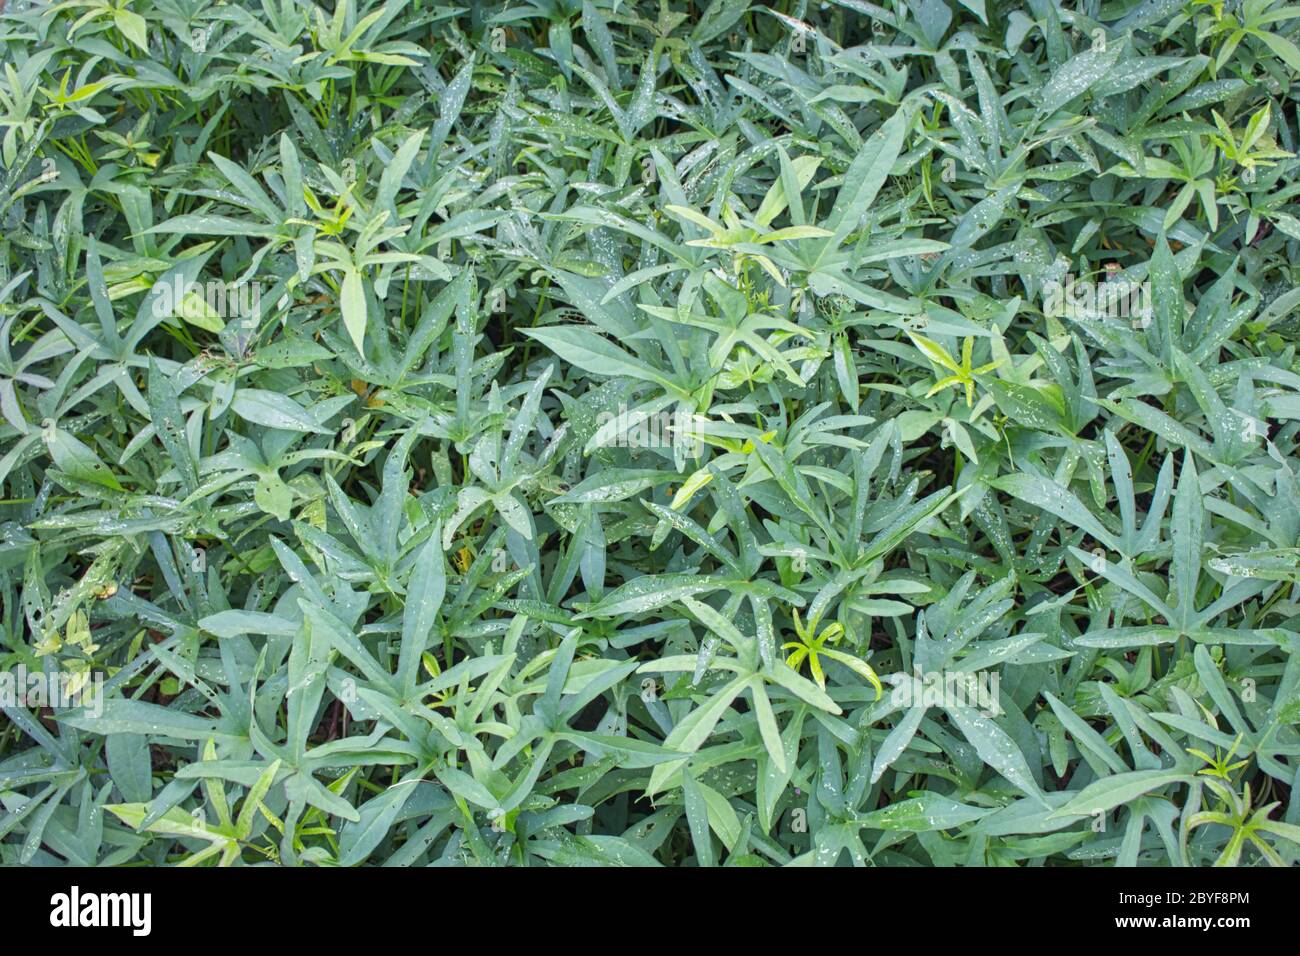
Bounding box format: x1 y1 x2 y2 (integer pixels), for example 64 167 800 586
1050 770 1194 818
341 268 368 353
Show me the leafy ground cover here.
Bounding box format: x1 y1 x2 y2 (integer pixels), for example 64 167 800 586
2 0 1300 867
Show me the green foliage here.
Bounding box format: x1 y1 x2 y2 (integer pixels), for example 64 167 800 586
2 0 1300 867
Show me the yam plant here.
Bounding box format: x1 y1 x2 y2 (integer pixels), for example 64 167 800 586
1 0 1300 868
